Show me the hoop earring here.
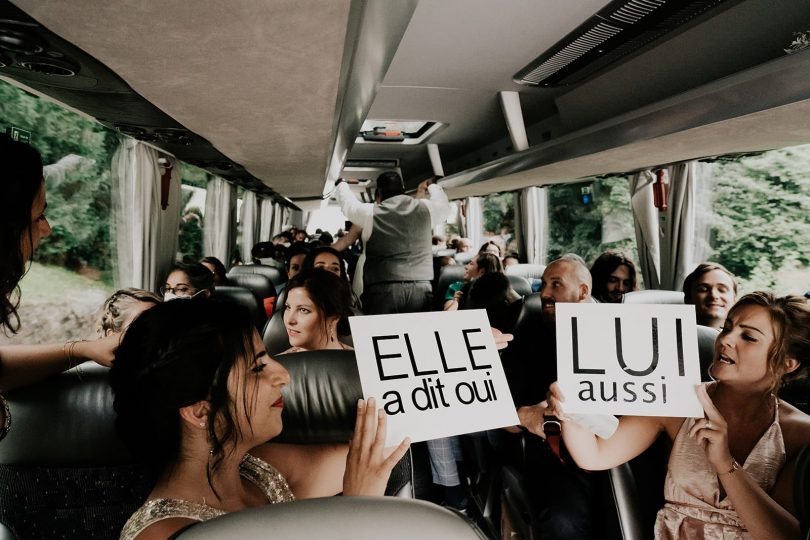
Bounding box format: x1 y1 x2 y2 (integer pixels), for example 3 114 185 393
706 362 718 383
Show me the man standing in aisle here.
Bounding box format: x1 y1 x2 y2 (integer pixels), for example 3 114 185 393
334 171 449 314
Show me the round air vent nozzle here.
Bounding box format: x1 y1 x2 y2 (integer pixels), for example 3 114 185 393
0 26 43 54
17 56 78 76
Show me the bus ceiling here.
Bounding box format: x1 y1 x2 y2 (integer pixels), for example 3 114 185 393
1 0 809 202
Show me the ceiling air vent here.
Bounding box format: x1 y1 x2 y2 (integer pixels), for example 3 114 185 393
514 0 736 87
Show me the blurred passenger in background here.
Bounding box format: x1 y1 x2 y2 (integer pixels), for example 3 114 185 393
200 256 228 286
98 289 161 336
589 249 638 303
161 261 214 301
683 262 737 329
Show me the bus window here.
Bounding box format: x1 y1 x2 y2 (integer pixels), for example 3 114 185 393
0 79 116 345
547 175 638 275
704 143 810 295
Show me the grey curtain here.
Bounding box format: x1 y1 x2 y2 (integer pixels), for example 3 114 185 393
516 186 548 264
111 138 181 291
259 197 274 242
203 176 237 265
465 196 484 251
240 190 260 262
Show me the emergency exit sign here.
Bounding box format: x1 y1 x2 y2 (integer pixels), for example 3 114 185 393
6 126 31 144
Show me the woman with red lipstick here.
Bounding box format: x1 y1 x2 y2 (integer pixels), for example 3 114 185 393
112 299 408 540
282 269 352 352
537 292 810 539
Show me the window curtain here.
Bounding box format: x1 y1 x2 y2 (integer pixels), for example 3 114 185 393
630 169 661 289
660 162 701 290
271 203 285 236
465 196 484 252
631 161 704 290
203 176 237 265
111 138 180 292
240 190 260 262
258 198 275 242
515 186 548 264
154 156 182 287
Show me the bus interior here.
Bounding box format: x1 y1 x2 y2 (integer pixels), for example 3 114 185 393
1 0 810 538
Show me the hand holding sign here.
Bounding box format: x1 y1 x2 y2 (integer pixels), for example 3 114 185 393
350 310 518 446
689 384 734 474
343 397 411 496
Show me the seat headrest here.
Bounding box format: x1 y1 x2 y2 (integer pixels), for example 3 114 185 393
227 263 286 287
696 324 719 380
175 497 486 539
211 286 267 329
505 264 545 280
263 309 291 355
227 273 276 299
622 290 685 304
0 364 133 466
506 274 532 297
273 349 362 444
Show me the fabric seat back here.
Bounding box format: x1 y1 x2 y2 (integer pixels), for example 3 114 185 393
621 290 684 304
505 264 545 280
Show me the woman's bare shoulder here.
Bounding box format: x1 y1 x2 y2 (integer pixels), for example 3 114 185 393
778 400 810 455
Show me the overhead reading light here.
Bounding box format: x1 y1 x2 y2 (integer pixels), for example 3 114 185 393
514 0 735 87
356 120 443 144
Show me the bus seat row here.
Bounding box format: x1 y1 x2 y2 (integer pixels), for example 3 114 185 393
175 496 485 539
505 264 545 281
0 351 416 538
211 286 267 330
432 265 534 312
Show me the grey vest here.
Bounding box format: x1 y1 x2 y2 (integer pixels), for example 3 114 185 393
364 194 433 286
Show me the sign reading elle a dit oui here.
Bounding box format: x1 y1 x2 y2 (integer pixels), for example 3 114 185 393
555 304 703 417
350 310 518 446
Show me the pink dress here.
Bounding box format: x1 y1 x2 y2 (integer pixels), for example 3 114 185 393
654 398 785 539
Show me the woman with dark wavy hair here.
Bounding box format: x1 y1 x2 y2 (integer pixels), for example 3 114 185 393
0 135 117 399
282 269 352 352
113 299 407 540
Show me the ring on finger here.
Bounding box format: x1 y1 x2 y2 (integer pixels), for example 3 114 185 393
705 421 713 430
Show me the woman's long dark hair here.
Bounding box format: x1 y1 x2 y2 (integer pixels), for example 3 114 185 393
0 135 44 333
111 300 258 491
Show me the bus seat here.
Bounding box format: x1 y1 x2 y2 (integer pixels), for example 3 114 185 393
272 350 413 498
228 263 287 288
434 265 465 310
0 364 154 540
793 443 810 536
263 310 290 355
226 273 277 316
621 290 684 304
211 286 267 331
511 293 544 339
696 325 719 380
175 497 485 539
433 249 456 258
506 275 532 297
454 252 475 265
506 264 546 280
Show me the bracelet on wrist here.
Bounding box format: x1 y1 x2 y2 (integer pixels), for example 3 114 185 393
0 392 11 442
718 458 742 475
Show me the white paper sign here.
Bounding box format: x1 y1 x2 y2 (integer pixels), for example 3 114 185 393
349 310 519 446
555 304 703 417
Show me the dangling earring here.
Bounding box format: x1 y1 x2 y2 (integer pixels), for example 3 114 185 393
331 324 336 343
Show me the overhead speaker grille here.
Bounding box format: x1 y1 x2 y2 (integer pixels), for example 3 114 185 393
514 0 735 87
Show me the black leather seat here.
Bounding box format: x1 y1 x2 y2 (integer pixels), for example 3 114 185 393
211 286 267 330
176 497 486 539
505 264 545 280
434 265 465 310
226 273 277 315
263 310 290 356
228 263 286 288
0 364 154 540
506 274 532 297
273 350 413 498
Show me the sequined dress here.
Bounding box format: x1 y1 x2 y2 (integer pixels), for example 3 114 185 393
120 454 295 539
654 395 785 539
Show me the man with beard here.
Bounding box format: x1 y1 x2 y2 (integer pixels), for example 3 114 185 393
500 254 598 540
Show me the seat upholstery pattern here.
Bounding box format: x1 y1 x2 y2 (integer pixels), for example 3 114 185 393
175 496 486 539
